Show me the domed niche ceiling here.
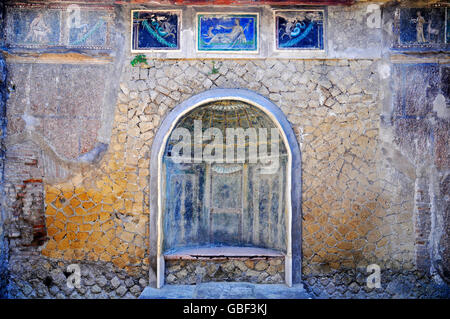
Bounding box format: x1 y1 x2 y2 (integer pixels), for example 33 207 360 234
162 100 289 255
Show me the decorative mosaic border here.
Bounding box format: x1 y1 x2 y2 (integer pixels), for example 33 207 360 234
273 9 325 52
130 10 182 53
195 12 259 53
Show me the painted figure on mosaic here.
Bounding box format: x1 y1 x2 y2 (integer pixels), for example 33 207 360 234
198 14 257 52
276 10 324 50
132 11 180 51
7 9 61 47
204 18 247 45
397 8 447 48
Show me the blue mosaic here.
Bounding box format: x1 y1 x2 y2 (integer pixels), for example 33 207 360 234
68 11 110 48
132 11 180 51
197 14 258 52
275 10 324 50
7 9 61 47
447 8 450 44
395 8 448 49
6 7 112 50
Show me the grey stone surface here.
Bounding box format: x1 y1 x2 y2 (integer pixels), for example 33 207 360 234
5 256 146 299
303 269 450 299
111 276 121 289
116 285 127 297
139 282 311 299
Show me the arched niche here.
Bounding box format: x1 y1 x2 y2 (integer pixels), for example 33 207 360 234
149 89 302 288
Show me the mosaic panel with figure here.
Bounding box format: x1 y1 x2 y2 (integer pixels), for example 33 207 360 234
5 6 112 49
6 8 61 48
131 10 180 51
67 9 111 49
393 7 449 50
275 10 324 50
197 13 258 52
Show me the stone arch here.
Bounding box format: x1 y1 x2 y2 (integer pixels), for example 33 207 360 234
149 89 302 288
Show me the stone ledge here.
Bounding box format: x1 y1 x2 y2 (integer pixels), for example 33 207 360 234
164 246 285 260
139 282 311 299
2 51 113 65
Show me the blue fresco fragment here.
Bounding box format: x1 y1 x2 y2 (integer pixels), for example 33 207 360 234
132 11 180 50
276 11 324 50
198 14 258 52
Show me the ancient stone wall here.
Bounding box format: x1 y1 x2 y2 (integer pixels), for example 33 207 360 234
43 58 388 272
165 258 285 285
0 1 448 298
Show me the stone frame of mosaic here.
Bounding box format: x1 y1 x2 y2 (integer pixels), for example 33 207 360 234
5 5 113 50
273 9 325 52
196 12 259 53
392 6 449 51
130 10 182 53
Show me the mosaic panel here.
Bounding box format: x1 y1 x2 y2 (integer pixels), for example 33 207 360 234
67 9 111 49
6 8 61 48
197 13 258 52
275 10 324 50
393 7 449 50
5 6 113 50
131 10 180 51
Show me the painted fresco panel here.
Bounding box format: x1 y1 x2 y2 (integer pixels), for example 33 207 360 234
163 163 204 250
197 13 258 52
275 10 324 50
131 10 180 51
210 168 242 245
211 169 242 210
